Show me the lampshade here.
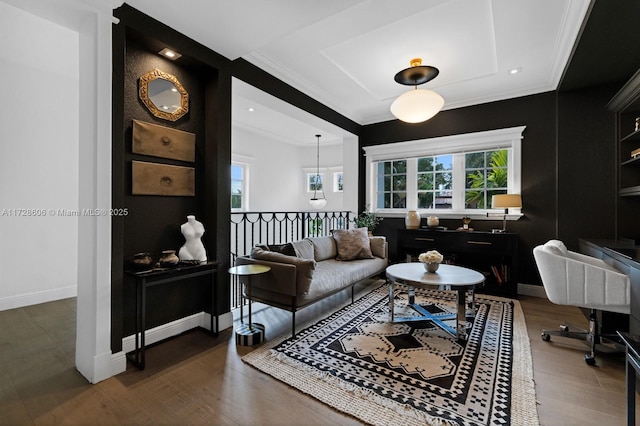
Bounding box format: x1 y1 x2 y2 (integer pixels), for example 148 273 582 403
390 88 444 123
491 194 522 209
391 58 444 124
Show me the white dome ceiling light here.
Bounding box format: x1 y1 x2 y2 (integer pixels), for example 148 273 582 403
390 58 444 124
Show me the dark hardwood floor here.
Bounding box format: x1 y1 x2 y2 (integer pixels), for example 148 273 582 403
0 281 634 425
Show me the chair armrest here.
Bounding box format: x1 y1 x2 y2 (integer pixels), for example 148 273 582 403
564 255 630 309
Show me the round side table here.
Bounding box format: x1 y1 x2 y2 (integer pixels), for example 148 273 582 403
229 264 271 345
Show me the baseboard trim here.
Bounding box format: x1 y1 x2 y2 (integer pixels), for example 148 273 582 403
518 283 547 298
120 310 234 355
0 285 77 311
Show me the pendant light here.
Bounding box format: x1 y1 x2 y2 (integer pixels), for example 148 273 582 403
390 58 444 123
309 134 327 209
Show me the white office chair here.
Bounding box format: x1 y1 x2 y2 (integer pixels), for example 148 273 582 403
533 240 630 365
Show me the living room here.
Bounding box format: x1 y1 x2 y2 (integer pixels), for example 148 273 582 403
2 0 640 424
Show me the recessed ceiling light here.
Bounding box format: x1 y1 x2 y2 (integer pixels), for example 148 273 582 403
508 67 522 75
248 107 255 112
158 48 182 60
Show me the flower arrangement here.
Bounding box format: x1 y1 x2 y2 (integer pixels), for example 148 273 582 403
418 250 444 264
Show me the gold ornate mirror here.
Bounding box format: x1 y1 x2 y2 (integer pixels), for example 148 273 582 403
139 69 189 122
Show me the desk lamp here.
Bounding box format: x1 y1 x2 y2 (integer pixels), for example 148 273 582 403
491 194 522 233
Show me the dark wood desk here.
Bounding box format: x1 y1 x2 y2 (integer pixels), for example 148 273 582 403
125 261 218 369
579 238 640 334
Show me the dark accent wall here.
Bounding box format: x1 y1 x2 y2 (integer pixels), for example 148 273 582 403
111 4 231 351
361 86 619 286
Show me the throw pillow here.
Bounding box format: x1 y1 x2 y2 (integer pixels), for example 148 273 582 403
332 227 374 261
266 243 296 257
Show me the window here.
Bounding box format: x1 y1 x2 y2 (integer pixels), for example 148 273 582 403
465 150 508 209
333 172 344 192
418 155 452 209
376 160 406 208
363 126 524 219
307 173 324 192
231 163 246 210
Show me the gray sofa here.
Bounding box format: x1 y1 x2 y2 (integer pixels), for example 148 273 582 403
235 231 388 336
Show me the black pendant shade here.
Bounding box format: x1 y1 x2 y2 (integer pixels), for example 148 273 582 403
394 58 439 86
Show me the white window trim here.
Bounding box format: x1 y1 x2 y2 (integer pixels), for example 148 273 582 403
363 126 525 220
231 155 252 212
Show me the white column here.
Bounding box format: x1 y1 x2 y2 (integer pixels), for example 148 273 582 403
75 8 119 383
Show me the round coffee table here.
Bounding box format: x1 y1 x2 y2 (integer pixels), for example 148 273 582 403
385 263 485 341
229 264 271 345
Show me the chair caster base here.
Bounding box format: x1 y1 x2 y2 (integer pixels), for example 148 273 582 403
584 354 596 366
541 332 550 342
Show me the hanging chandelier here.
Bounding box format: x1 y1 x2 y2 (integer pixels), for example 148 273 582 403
390 58 444 123
309 134 327 209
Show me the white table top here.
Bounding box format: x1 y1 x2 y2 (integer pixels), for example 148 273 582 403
386 263 485 288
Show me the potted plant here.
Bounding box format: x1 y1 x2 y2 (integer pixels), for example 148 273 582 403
353 207 383 234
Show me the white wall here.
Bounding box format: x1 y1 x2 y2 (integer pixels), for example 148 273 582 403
233 126 345 212
0 2 80 310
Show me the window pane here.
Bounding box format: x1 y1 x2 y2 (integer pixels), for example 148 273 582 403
393 160 406 173
231 180 242 193
466 170 485 189
393 192 406 208
418 157 433 172
435 155 452 170
464 149 508 209
231 164 243 180
417 173 432 190
231 164 245 210
465 152 485 168
418 192 433 208
393 175 406 191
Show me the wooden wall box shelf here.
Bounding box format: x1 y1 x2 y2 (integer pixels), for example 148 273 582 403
131 160 195 196
397 228 519 299
132 119 196 162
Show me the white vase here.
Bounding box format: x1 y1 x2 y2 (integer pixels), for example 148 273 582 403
405 210 421 229
427 215 439 227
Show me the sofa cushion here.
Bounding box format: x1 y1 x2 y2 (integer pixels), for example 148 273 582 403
332 228 374 261
291 239 315 260
306 236 337 261
370 236 386 259
250 247 316 294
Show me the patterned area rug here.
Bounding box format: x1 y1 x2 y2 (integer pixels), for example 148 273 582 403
242 284 538 426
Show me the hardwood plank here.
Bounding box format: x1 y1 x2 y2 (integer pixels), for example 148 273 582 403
0 291 635 425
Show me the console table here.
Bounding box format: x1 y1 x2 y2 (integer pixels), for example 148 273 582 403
125 261 218 370
397 229 519 298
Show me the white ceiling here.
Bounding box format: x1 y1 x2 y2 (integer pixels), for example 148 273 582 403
8 0 593 145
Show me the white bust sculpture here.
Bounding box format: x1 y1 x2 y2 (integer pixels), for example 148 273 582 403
179 215 207 262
